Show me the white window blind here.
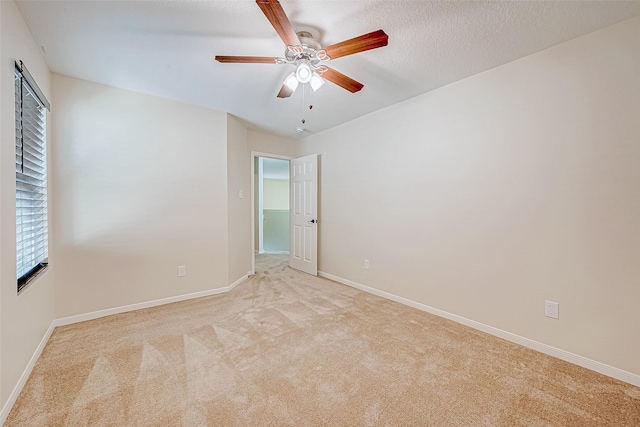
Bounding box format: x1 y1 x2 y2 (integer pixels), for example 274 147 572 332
15 62 50 292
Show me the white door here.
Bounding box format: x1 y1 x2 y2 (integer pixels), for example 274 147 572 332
290 154 318 275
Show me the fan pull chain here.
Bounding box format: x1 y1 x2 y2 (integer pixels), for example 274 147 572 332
300 83 315 127
301 83 306 124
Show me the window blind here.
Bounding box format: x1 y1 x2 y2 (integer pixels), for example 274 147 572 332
15 62 49 291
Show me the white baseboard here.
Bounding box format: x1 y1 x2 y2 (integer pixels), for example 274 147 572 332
54 275 248 327
0 322 55 425
318 271 640 388
0 274 249 424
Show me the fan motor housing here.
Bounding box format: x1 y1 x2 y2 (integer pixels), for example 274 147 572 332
296 31 321 50
285 31 326 65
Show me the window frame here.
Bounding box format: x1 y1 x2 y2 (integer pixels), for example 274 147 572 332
15 61 50 293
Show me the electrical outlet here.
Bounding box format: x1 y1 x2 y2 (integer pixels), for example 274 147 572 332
177 265 186 277
545 300 559 319
364 259 369 269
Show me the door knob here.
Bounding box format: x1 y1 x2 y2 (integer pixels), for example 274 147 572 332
308 219 317 224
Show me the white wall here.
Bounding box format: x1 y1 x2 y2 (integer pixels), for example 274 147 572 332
51 74 230 318
227 115 251 282
0 0 56 407
297 16 640 376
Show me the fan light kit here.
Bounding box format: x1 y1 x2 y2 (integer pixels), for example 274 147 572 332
309 72 325 91
283 72 298 92
215 0 389 100
296 61 312 83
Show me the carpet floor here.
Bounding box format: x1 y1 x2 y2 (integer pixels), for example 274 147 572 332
5 254 640 426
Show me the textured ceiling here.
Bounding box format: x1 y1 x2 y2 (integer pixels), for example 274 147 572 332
15 1 640 139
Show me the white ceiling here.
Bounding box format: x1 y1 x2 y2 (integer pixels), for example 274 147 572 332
15 1 640 139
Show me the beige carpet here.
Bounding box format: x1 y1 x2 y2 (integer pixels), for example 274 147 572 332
6 254 640 426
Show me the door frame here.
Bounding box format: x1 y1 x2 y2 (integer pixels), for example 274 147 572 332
250 151 293 275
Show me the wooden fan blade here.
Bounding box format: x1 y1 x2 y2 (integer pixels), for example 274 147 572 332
324 29 388 60
256 0 300 46
277 84 294 98
215 56 280 64
322 68 364 93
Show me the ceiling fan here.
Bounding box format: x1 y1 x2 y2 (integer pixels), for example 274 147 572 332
215 0 389 98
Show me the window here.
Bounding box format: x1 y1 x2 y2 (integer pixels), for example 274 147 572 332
15 61 50 292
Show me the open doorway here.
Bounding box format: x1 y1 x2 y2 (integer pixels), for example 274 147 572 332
252 154 291 273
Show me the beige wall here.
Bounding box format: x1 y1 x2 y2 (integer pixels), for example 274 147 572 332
263 179 289 210
297 16 640 375
227 115 251 282
0 0 56 406
248 130 295 157
51 74 230 318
